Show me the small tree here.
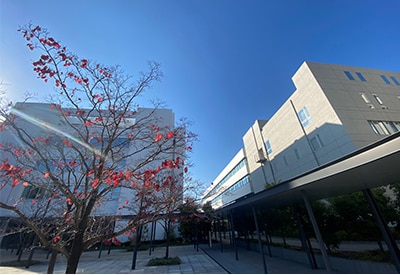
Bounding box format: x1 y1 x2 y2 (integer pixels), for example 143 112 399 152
0 24 195 274
178 198 212 244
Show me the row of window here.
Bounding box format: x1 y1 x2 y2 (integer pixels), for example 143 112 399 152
205 158 248 198
359 92 388 109
211 175 250 204
344 71 400 85
369 120 400 136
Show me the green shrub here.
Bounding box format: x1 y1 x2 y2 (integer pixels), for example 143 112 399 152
147 257 181 266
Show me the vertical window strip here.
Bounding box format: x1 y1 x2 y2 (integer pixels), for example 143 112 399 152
265 140 272 154
310 135 323 151
380 75 391 85
373 94 384 105
360 93 370 103
344 71 355 80
390 76 400 86
356 72 367 82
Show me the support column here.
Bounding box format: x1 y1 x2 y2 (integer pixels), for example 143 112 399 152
230 211 239 261
149 221 155 256
363 188 400 273
252 207 268 274
218 218 224 253
301 190 332 273
293 204 317 269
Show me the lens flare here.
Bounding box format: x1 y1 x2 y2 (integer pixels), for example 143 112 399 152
10 108 102 156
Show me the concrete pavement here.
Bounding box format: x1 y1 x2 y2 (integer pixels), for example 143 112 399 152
1 242 334 274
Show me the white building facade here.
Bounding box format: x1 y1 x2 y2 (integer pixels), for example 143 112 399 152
202 62 400 209
0 102 182 244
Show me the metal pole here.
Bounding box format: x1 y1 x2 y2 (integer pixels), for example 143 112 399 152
301 190 332 273
218 218 223 253
230 211 239 261
149 221 154 255
363 188 400 273
293 204 317 269
252 207 268 273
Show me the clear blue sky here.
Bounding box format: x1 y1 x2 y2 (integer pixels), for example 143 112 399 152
1 0 400 190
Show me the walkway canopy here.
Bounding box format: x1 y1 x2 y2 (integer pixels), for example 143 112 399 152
216 131 400 214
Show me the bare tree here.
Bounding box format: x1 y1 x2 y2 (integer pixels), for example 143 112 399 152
0 24 195 274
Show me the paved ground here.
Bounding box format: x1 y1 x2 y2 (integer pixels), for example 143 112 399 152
0 243 332 274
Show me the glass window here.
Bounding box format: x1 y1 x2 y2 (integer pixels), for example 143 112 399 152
369 120 390 135
344 71 355 80
360 93 370 103
356 72 366 82
21 185 46 199
265 140 272 154
386 122 400 133
310 135 323 151
380 75 391 85
390 76 400 86
298 106 312 127
373 94 384 105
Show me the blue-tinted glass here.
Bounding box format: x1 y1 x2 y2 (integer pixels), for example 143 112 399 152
356 72 366 82
380 75 391 85
390 76 400 86
298 106 311 127
344 71 355 80
265 140 272 154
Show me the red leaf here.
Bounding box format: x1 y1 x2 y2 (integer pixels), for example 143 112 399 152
80 59 88 68
166 132 174 139
84 120 92 127
92 178 100 188
154 133 163 142
44 172 50 178
12 178 19 187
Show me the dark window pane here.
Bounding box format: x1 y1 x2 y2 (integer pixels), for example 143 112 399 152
390 76 400 86
356 72 366 82
380 75 391 85
344 71 355 80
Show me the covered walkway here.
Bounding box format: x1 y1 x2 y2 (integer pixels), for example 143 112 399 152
211 132 400 273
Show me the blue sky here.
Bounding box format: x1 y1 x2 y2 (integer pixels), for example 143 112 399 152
1 0 400 190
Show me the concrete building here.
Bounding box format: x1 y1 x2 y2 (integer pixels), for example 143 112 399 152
0 102 183 245
202 62 400 209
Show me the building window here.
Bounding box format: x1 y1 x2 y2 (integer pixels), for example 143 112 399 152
298 106 312 127
372 94 384 105
390 76 400 86
356 72 367 82
294 148 301 160
344 71 355 80
388 122 400 133
369 121 390 135
310 135 323 151
21 185 46 199
380 75 391 85
360 93 370 103
265 140 272 154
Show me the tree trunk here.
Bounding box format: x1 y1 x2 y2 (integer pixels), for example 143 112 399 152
47 249 57 274
164 219 171 259
65 232 84 274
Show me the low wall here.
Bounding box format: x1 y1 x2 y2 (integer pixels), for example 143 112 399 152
236 239 397 274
